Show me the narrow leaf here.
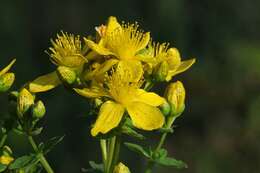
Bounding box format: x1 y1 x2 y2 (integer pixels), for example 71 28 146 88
156 157 187 169
9 155 34 169
42 135 65 155
124 142 150 158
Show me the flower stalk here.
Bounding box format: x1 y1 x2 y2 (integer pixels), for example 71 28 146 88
28 136 54 173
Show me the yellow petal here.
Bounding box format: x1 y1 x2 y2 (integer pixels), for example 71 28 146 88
134 89 165 106
29 72 61 93
117 60 143 82
84 59 118 81
0 59 16 76
166 58 195 81
166 48 181 69
84 38 114 56
106 16 121 34
136 32 150 53
91 101 125 136
95 59 119 76
127 102 164 130
73 87 107 98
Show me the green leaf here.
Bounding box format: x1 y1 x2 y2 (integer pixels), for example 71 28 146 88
124 142 150 158
157 148 168 158
158 127 174 133
81 161 103 172
121 126 145 140
41 135 65 155
89 161 103 171
9 155 34 170
0 163 7 172
155 157 187 169
30 127 43 136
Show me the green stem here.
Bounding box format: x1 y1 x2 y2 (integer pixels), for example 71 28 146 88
28 136 54 173
106 136 116 173
111 136 121 170
105 135 122 173
0 134 7 148
100 139 107 172
144 116 175 173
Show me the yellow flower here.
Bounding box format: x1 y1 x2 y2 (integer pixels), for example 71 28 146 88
29 32 87 93
0 155 14 165
113 162 131 173
146 42 195 81
46 31 87 68
164 81 185 115
90 70 165 136
85 16 151 82
0 59 16 92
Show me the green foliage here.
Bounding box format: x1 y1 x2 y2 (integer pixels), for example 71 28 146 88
38 135 65 155
124 143 187 169
8 154 42 172
82 161 104 173
0 163 7 172
124 142 150 159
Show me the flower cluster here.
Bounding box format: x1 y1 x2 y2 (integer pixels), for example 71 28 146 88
28 16 195 137
0 16 195 173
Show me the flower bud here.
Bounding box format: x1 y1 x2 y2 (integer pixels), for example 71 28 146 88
160 101 171 116
0 73 15 92
113 162 131 173
153 61 169 82
164 81 185 116
2 146 13 156
17 88 35 117
0 146 14 165
31 100 46 119
56 66 76 85
0 155 14 165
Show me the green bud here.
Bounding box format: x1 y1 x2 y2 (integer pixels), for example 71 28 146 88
0 73 15 92
17 88 35 117
113 162 131 173
2 146 12 156
153 61 169 82
160 101 171 116
31 100 46 119
56 66 76 85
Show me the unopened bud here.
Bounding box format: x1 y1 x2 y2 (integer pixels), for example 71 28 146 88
0 73 15 92
160 101 171 116
2 146 13 156
56 66 76 85
31 100 46 119
0 146 14 165
154 61 169 82
113 162 131 173
0 155 14 165
164 81 185 116
17 88 35 117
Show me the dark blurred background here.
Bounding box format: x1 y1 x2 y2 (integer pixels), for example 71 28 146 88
1 0 260 172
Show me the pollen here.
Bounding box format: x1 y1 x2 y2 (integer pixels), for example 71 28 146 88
107 69 143 106
46 31 84 66
106 22 150 60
